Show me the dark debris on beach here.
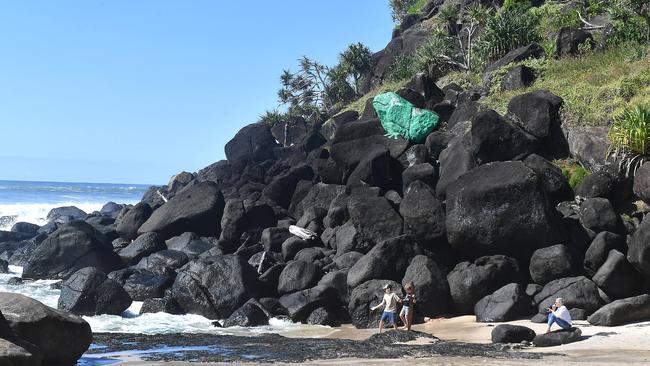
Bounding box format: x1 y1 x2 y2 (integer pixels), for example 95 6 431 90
89 330 556 363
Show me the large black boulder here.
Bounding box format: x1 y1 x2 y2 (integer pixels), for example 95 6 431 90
117 232 166 266
633 162 650 203
346 196 403 253
523 154 573 205
46 206 87 224
263 164 314 209
348 279 404 329
58 267 132 316
491 324 536 344
484 43 545 73
399 181 445 246
583 231 625 277
10 222 40 235
435 135 476 198
592 250 642 300
138 182 225 240
533 276 604 315
23 221 121 280
447 255 521 314
446 161 552 256
555 27 593 57
578 197 620 234
402 163 437 191
277 260 323 295
533 327 582 347
116 269 174 301
347 235 419 289
402 255 450 316
587 294 650 326
317 270 349 305
575 171 615 199
508 90 563 140
529 245 576 285
475 283 530 322
279 285 339 322
225 122 279 170
500 65 536 91
135 249 189 275
116 202 153 240
170 255 259 319
0 292 92 365
223 298 270 327
627 214 650 281
0 338 41 366
470 110 539 165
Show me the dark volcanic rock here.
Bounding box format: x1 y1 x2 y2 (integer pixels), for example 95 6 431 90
470 110 539 165
140 295 183 315
278 261 323 295
347 235 419 289
318 270 349 305
225 122 279 170
485 43 545 73
263 164 314 209
533 327 582 347
0 292 92 365
435 135 476 198
575 171 615 199
555 27 593 57
120 269 174 301
138 182 225 240
116 202 153 240
171 255 259 319
529 245 576 285
447 255 521 314
633 162 650 203
279 285 338 322
491 324 536 344
22 221 121 280
583 232 625 277
523 154 573 205
346 196 403 253
46 206 87 223
10 222 39 235
261 227 292 253
135 249 189 275
0 338 41 366
592 250 642 300
58 267 132 316
508 90 563 140
475 283 530 322
348 279 404 329
223 298 270 327
627 214 650 281
399 181 445 246
578 197 620 234
533 276 604 315
446 161 552 256
402 163 437 191
500 65 536 91
402 255 450 316
587 294 650 326
118 232 166 266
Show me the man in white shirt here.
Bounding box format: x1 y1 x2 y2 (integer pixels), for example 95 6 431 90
371 283 400 333
546 297 572 333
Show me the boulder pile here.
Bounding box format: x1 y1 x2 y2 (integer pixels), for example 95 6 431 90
0 73 649 365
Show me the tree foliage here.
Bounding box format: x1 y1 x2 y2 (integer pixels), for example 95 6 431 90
474 9 541 66
389 0 418 24
339 42 374 95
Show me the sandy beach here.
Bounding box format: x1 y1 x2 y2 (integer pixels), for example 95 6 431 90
85 316 650 365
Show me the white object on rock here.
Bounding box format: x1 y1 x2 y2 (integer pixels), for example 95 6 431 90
289 225 317 240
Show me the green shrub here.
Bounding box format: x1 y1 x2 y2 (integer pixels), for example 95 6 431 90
414 34 453 80
387 53 418 82
556 160 589 189
475 9 541 66
609 103 650 155
407 0 427 14
258 110 285 127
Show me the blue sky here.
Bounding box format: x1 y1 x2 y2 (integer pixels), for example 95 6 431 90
0 1 394 185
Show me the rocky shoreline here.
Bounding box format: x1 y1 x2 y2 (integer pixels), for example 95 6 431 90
87 330 551 363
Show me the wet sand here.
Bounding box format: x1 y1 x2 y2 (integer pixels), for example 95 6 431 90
86 316 650 365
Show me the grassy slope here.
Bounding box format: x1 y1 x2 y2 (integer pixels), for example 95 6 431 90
481 45 650 126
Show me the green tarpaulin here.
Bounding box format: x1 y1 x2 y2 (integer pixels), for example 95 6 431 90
372 92 440 143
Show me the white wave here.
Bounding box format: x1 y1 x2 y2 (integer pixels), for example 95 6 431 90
0 202 119 230
0 266 337 337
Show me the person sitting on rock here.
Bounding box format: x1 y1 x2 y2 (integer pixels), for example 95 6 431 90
546 297 572 333
399 283 416 331
370 283 400 333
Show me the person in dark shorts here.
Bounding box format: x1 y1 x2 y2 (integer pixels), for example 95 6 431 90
371 283 400 333
400 283 416 331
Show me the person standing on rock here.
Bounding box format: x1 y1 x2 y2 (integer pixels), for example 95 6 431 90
371 284 400 333
546 297 572 333
400 283 416 331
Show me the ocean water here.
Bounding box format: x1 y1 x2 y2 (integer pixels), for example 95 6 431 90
0 180 336 337
0 180 150 230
